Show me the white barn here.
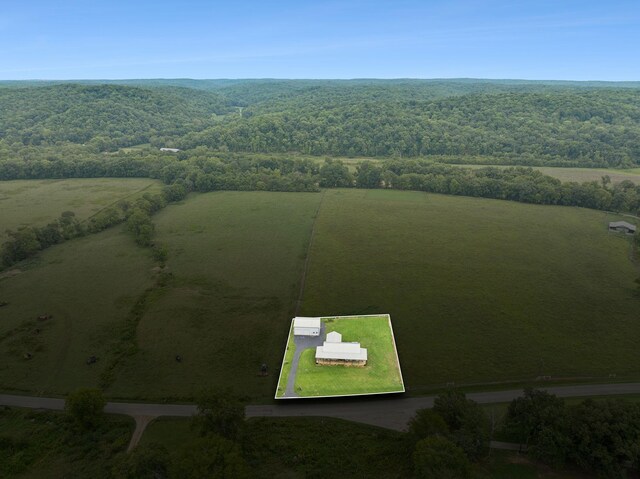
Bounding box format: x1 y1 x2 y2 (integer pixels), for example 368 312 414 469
293 317 321 336
609 221 637 235
315 331 367 366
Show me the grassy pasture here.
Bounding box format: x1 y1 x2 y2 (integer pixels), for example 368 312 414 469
300 189 640 390
0 185 638 400
534 166 640 184
0 226 156 394
459 164 640 184
275 323 296 398
106 191 322 400
0 178 162 241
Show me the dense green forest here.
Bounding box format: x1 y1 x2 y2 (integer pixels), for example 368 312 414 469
0 84 231 151
1 80 639 239
1 80 639 167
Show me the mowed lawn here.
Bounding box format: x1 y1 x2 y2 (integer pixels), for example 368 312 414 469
293 315 404 397
0 226 156 394
107 191 322 400
0 178 162 241
300 189 640 390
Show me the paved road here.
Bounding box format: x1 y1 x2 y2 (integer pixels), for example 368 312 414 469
2 382 640 443
247 383 640 431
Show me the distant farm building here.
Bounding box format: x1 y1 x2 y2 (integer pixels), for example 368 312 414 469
315 331 367 366
293 317 321 336
160 148 181 153
609 221 637 235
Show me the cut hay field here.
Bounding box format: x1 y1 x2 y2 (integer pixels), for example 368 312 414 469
460 165 640 185
300 189 640 390
533 166 640 184
0 178 162 240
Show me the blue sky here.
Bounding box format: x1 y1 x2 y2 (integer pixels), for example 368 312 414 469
1 0 639 80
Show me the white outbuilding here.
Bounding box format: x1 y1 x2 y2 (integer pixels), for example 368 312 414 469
315 330 367 366
609 221 637 235
293 317 321 336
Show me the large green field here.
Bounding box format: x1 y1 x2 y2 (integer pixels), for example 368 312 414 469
106 191 322 400
0 178 162 241
0 226 156 394
0 186 638 399
300 189 639 390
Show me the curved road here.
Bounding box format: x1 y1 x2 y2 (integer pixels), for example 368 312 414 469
2 382 640 449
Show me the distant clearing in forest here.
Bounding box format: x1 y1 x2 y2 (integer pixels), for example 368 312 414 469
0 178 162 241
457 165 640 185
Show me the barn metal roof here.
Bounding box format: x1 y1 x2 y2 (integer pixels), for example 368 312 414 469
609 221 637 231
293 317 321 328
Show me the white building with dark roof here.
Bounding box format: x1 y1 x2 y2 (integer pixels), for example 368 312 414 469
315 330 367 366
293 317 321 336
609 221 637 235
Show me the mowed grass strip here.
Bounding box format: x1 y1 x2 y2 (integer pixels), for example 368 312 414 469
107 191 322 400
275 322 295 398
301 189 640 390
293 315 404 397
0 226 156 394
0 178 162 240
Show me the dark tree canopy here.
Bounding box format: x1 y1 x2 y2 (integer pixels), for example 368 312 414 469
64 388 106 430
192 390 245 440
413 435 471 479
433 390 490 461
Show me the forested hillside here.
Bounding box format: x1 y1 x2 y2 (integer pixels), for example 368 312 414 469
180 88 640 166
1 80 640 167
0 84 230 151
2 80 639 269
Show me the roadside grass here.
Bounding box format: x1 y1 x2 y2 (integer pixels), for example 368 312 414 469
0 178 162 241
142 416 410 478
289 315 404 397
0 225 156 395
0 407 133 478
106 191 322 400
301 189 640 390
275 322 295 398
474 450 592 479
141 416 591 478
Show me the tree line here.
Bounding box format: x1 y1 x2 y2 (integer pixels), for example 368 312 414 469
2 152 639 270
407 388 640 478
55 387 640 478
0 185 186 270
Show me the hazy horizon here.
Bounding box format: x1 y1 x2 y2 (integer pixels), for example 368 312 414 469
1 0 639 81
2 77 639 83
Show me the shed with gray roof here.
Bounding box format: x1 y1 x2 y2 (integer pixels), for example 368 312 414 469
609 221 637 235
